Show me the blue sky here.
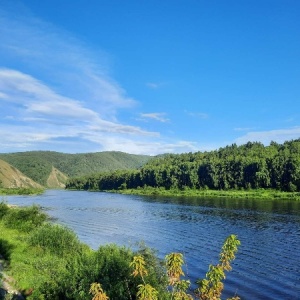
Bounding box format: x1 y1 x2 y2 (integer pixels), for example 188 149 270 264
0 0 299 155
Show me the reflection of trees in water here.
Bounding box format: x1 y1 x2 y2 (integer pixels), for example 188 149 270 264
144 195 300 215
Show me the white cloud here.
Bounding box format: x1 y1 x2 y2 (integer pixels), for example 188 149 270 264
0 4 210 155
0 68 99 120
235 127 300 145
146 82 166 89
139 113 170 123
0 6 135 118
98 137 201 155
184 110 209 119
0 68 162 151
234 127 256 132
0 91 7 99
0 5 170 154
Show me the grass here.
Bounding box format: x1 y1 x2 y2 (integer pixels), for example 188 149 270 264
3 205 48 232
0 203 166 300
0 203 87 298
116 186 300 200
0 188 45 196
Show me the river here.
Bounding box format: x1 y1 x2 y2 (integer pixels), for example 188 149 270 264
2 190 300 299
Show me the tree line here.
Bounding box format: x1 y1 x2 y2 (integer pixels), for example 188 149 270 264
66 139 300 192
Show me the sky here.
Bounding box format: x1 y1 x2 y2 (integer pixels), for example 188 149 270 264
0 0 300 155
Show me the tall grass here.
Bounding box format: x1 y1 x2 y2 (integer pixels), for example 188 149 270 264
0 188 44 196
28 223 83 257
0 201 9 219
0 205 166 300
3 205 47 232
119 186 300 200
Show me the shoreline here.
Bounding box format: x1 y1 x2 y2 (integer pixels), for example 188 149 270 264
69 187 300 201
0 188 45 196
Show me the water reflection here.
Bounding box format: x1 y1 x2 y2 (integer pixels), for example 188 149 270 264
140 194 300 215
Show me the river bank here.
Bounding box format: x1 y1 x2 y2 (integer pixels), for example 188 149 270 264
3 189 300 299
0 188 44 196
0 203 171 299
113 186 300 200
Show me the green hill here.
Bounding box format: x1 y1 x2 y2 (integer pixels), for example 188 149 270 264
66 139 300 193
0 151 152 187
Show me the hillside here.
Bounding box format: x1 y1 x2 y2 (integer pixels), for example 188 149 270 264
0 151 152 187
66 139 300 193
0 159 42 189
46 166 68 188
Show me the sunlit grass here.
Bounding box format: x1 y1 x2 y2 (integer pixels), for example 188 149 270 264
118 187 300 200
0 204 165 299
0 187 44 195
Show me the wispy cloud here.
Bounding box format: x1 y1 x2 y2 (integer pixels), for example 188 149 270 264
99 138 201 155
235 127 300 145
285 117 295 123
0 68 158 134
139 113 170 123
0 5 135 118
234 127 256 132
0 4 211 155
184 110 209 119
146 82 166 89
0 67 205 154
0 5 170 154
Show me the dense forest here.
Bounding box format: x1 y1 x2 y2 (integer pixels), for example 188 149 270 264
0 151 151 186
66 139 300 192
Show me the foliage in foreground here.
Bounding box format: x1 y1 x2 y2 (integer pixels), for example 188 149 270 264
91 235 240 300
0 203 240 300
0 203 166 299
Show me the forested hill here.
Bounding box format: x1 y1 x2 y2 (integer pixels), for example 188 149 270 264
0 151 152 187
66 139 300 192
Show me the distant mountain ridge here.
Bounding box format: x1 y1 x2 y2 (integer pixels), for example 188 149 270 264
0 151 152 188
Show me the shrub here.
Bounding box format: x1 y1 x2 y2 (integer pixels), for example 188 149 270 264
92 244 138 300
0 238 13 261
3 205 47 232
87 244 168 300
28 223 83 257
0 201 9 219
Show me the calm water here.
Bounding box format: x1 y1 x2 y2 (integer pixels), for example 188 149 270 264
3 190 300 299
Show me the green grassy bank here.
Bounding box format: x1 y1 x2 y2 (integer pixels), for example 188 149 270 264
0 203 242 300
115 186 300 200
0 188 44 196
0 203 168 300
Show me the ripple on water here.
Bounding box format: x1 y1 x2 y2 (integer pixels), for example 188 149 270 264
4 190 300 299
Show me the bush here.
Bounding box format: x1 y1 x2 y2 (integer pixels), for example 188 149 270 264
0 238 13 261
3 205 47 232
88 244 168 300
28 223 83 257
0 202 9 219
92 244 138 300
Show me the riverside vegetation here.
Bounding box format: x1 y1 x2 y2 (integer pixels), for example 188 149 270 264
0 203 240 300
66 139 300 200
0 188 44 196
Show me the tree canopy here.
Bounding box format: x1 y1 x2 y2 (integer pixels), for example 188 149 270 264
66 139 300 193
